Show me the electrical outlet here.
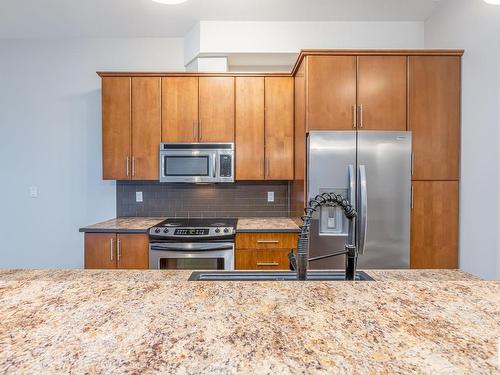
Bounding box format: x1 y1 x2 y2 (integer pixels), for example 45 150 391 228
267 191 275 202
29 186 38 198
136 191 143 203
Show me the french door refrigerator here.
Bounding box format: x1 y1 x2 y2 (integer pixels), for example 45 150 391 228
307 131 412 269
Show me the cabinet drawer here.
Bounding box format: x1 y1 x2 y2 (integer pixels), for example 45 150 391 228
235 249 292 270
236 233 298 250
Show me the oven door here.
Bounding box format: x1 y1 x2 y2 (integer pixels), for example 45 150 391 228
149 242 234 270
160 150 216 183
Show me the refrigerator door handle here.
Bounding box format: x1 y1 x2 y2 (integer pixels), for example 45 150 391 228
348 164 355 209
358 165 368 255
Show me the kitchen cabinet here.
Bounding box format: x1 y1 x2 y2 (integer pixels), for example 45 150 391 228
102 77 161 180
265 77 294 180
102 77 131 180
84 233 149 269
131 77 161 180
235 76 294 181
199 77 235 142
235 77 265 180
162 77 199 142
235 232 298 270
410 181 459 269
306 56 357 130
409 56 461 180
357 56 407 130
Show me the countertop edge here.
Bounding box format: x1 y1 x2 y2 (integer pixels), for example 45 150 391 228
79 228 150 234
236 229 300 233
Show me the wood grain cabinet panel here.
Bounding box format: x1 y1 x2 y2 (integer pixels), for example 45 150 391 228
131 77 161 180
199 77 235 142
306 56 357 130
84 233 117 269
235 77 265 180
410 181 459 269
102 77 131 180
265 77 294 180
236 233 298 250
162 77 199 143
235 249 292 270
409 56 461 180
116 234 149 269
357 56 407 130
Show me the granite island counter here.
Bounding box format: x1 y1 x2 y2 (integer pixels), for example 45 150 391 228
0 269 498 374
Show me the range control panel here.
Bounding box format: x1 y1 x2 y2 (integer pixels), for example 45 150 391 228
149 226 235 239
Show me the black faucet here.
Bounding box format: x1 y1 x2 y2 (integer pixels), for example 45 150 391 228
288 192 358 281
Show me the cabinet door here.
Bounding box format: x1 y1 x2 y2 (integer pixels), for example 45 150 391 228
102 77 131 180
199 77 235 142
131 77 161 180
162 77 199 142
84 233 117 269
235 77 265 180
306 56 357 130
357 56 407 130
265 77 294 180
235 249 292 270
409 56 461 180
117 234 149 269
410 181 459 269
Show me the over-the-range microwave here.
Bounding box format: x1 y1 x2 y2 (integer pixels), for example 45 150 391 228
159 143 234 183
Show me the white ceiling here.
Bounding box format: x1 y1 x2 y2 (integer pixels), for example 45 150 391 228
0 0 441 39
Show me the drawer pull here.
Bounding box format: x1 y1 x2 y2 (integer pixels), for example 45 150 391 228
256 240 279 244
257 262 279 266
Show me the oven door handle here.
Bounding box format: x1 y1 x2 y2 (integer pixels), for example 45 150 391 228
150 242 234 251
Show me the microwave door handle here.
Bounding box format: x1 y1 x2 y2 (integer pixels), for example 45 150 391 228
160 155 165 180
213 153 217 178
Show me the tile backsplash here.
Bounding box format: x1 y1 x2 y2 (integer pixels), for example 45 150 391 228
117 181 290 218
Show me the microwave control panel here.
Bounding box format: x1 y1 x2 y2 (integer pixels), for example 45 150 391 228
219 154 232 177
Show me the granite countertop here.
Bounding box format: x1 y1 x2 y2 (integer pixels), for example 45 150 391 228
236 218 300 232
79 217 300 233
79 217 165 233
0 269 498 374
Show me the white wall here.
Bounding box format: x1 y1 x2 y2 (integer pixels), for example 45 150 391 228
185 21 425 68
0 38 184 268
425 0 500 280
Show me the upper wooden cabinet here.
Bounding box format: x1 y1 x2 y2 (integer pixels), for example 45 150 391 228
162 77 198 143
357 56 407 130
102 77 161 180
235 77 265 180
306 56 357 130
409 56 461 180
199 77 235 142
235 76 294 181
265 77 294 180
102 77 131 180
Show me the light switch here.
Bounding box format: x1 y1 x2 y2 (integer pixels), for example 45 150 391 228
267 191 275 202
29 186 38 198
327 217 336 229
136 191 143 203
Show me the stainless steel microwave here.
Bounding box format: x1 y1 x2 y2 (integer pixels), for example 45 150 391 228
159 143 234 183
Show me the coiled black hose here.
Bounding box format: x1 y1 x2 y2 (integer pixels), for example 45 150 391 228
296 192 357 280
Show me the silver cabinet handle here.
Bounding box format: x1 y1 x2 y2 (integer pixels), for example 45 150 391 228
110 238 114 261
266 159 270 177
411 185 414 209
193 120 196 141
199 120 202 141
126 157 130 177
257 262 279 266
257 240 279 244
132 157 135 177
117 239 121 262
357 165 367 255
261 158 265 177
359 104 364 128
352 105 357 128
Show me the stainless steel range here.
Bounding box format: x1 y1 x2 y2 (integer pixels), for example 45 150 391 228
148 218 237 270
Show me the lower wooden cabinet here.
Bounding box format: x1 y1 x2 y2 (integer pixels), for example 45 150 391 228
410 181 459 269
84 233 149 269
235 232 298 270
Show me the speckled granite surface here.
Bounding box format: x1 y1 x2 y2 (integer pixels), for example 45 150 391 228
236 218 300 232
0 269 498 374
79 217 165 233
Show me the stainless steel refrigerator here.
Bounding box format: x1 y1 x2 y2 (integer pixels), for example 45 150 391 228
307 131 412 269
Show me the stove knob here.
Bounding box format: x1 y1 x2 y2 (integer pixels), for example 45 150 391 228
214 228 221 233
154 228 161 234
223 228 229 233
163 228 169 234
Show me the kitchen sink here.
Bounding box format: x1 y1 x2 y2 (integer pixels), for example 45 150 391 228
188 270 374 281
